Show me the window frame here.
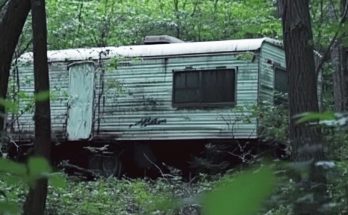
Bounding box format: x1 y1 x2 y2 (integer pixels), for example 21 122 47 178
172 68 237 108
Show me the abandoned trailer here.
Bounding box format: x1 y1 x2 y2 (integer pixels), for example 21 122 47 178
5 36 287 176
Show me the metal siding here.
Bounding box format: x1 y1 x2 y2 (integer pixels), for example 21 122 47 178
258 43 286 137
94 54 259 140
259 43 286 103
9 42 289 142
8 63 70 141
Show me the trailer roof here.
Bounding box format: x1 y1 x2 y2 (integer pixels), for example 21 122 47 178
19 37 282 63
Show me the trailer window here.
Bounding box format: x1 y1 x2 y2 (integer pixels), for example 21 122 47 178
274 66 288 105
173 69 236 107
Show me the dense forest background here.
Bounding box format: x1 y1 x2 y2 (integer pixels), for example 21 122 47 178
45 0 280 48
1 0 348 214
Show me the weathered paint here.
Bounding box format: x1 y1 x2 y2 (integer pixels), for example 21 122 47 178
8 38 286 142
67 62 95 140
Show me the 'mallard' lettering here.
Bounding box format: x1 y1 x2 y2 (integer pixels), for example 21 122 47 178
129 117 167 128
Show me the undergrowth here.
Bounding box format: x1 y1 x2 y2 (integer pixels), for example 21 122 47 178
0 172 214 215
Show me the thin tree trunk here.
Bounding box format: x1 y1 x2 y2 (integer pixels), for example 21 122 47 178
333 0 348 112
332 43 348 111
23 0 51 213
0 0 30 133
282 0 327 214
276 0 284 18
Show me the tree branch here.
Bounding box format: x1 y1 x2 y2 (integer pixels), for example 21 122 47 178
315 0 348 75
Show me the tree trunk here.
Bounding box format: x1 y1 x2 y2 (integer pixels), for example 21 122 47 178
276 0 285 18
23 0 51 214
282 0 323 160
332 0 348 112
332 43 348 111
0 0 30 134
282 0 327 214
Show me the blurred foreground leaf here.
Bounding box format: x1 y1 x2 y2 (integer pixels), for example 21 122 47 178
33 91 50 102
0 158 26 176
295 111 335 124
28 157 52 177
0 201 19 214
0 98 18 113
49 173 67 189
202 165 275 215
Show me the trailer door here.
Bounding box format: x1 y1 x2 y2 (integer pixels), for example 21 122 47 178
67 62 95 140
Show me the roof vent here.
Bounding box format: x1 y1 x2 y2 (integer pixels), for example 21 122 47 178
144 35 184 45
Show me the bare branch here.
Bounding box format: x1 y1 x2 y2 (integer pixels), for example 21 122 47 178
0 0 8 12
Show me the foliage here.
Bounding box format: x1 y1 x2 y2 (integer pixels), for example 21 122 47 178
0 157 66 214
327 160 348 214
4 0 348 214
0 160 279 215
202 165 276 215
310 0 339 50
325 128 348 160
1 171 210 215
251 102 289 147
40 0 281 50
259 111 348 215
45 173 205 215
295 111 336 124
17 0 335 55
261 159 348 215
261 164 296 215
293 111 348 160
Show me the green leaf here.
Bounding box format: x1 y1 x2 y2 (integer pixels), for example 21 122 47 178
0 190 6 198
0 158 27 176
0 98 18 113
33 91 50 102
295 111 335 124
0 201 20 214
49 173 67 189
27 157 52 178
0 174 25 186
17 91 30 99
202 165 275 215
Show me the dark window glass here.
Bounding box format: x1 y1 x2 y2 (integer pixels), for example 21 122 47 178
274 67 288 105
274 67 287 93
173 69 236 107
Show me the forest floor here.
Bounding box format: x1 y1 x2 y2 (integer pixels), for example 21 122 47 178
0 161 286 215
1 159 348 215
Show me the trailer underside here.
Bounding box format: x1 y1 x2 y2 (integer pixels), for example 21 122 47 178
5 138 286 179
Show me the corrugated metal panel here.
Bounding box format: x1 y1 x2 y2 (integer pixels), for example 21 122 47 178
7 63 70 141
18 38 282 63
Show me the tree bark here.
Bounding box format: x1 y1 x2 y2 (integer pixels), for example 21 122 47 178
282 0 327 214
0 0 30 133
332 0 348 112
276 0 285 18
332 43 348 111
23 0 51 214
282 0 323 161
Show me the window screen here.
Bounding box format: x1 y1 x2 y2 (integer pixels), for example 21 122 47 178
173 69 236 107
